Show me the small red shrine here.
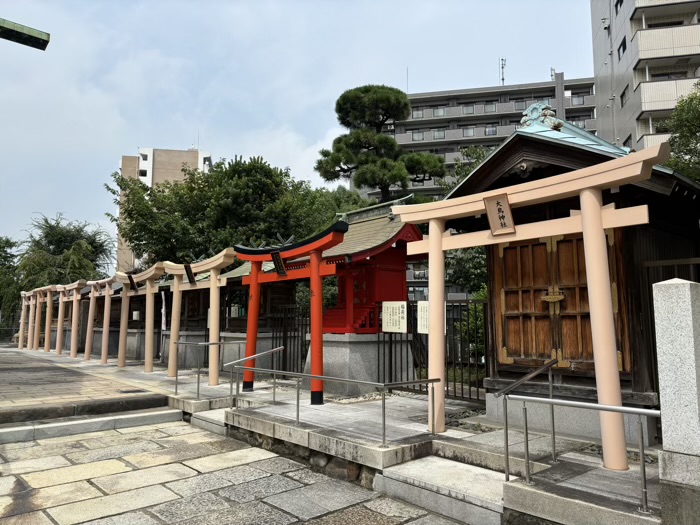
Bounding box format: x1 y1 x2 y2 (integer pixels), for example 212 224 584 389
320 200 423 334
234 196 422 403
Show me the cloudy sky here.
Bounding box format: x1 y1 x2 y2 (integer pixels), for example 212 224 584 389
1 0 593 245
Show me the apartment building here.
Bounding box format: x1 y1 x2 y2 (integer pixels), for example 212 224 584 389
116 148 212 272
366 72 595 199
591 0 700 150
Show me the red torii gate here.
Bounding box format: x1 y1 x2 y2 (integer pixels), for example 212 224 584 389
235 221 348 405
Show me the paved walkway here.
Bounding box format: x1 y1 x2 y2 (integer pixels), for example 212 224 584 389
0 350 154 410
0 419 461 525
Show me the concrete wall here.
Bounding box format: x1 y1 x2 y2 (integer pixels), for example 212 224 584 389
485 392 656 446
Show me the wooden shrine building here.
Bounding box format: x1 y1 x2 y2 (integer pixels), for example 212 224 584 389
446 103 700 413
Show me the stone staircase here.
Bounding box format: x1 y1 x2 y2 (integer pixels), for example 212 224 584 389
374 455 506 525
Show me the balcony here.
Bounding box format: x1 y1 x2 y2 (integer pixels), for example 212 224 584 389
635 24 700 61
396 124 517 145
637 133 671 150
639 77 698 112
635 0 696 8
564 94 596 108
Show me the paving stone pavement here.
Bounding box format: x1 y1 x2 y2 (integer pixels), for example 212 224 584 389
0 419 465 525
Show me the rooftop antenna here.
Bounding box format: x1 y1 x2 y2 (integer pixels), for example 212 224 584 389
500 58 506 86
550 67 556 81
406 66 409 93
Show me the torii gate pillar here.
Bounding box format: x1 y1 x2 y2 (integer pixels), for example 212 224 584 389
580 188 628 470
56 288 66 355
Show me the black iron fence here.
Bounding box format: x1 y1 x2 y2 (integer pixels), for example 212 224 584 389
270 305 310 373
377 300 489 403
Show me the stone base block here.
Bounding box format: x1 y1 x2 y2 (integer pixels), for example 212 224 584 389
485 393 657 445
302 333 416 396
659 480 700 525
659 450 700 488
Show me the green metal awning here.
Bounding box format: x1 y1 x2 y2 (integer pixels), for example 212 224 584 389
0 18 50 50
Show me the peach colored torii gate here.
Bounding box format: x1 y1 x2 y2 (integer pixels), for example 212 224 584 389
116 264 165 372
163 248 236 386
392 143 670 471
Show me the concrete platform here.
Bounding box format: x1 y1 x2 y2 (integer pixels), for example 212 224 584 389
503 451 661 525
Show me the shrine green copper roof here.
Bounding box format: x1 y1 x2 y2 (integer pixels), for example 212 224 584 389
513 102 629 157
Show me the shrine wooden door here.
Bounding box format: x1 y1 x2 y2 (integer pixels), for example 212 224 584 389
493 234 627 371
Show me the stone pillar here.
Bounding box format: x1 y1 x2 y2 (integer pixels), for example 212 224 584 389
55 290 66 356
580 188 627 471
100 287 112 364
118 287 130 368
144 280 156 373
310 250 324 405
26 296 35 352
84 287 97 360
33 294 42 350
168 275 183 378
654 279 700 524
44 289 53 352
17 296 27 350
208 268 221 386
428 219 446 433
70 291 80 358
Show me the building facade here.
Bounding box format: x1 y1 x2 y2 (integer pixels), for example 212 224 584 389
116 148 212 272
591 0 700 150
366 72 595 200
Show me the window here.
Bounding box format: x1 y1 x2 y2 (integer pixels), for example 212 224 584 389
432 129 446 140
432 107 445 117
412 108 423 119
514 100 527 110
139 170 147 178
462 104 474 115
484 101 497 112
571 95 585 106
411 131 424 141
650 71 687 81
140 153 148 161
614 0 623 15
620 85 629 108
485 124 498 136
462 126 475 137
617 37 627 61
648 20 683 28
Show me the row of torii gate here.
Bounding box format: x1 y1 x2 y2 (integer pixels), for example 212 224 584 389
16 222 348 404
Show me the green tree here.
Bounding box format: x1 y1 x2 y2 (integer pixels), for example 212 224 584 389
439 145 491 295
437 145 490 194
0 237 20 331
108 156 371 267
447 247 487 294
316 85 446 202
665 80 700 181
17 215 113 291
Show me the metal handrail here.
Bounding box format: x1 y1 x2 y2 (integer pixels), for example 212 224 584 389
223 347 285 409
494 359 558 398
496 359 559 479
505 393 661 514
172 340 245 399
231 363 441 448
